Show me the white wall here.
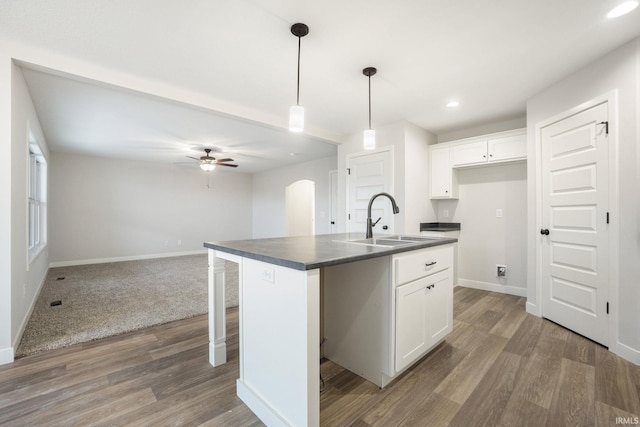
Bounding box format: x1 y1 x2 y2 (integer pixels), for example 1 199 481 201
49 152 253 264
403 123 437 235
436 163 527 294
252 156 337 238
337 121 437 235
0 52 13 363
526 37 640 361
438 116 526 143
9 63 51 359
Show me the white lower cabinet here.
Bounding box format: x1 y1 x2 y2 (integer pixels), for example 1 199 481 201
393 250 453 372
323 244 454 388
395 270 451 371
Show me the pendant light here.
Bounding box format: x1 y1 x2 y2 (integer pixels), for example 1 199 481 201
363 67 377 150
289 23 309 132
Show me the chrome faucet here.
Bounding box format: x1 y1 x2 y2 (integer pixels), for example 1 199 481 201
366 192 400 238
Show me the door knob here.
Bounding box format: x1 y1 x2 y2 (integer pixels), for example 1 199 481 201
540 228 550 235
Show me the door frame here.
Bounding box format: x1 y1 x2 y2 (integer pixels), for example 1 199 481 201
345 146 395 233
533 90 620 348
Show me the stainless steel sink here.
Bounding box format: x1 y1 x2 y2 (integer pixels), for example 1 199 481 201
338 235 440 247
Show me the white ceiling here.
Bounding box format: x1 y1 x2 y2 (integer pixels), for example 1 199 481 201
19 68 337 173
2 0 640 172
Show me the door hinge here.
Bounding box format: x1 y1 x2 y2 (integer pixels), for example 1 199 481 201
348 213 351 220
606 302 609 314
606 212 610 224
598 121 609 135
347 168 351 175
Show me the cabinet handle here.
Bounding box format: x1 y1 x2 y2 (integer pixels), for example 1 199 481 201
426 284 435 290
425 261 437 267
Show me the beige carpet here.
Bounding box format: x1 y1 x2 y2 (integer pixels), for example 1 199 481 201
16 254 239 358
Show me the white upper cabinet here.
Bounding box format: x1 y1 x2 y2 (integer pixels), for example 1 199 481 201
429 145 457 199
451 131 526 167
487 133 527 162
452 140 488 166
429 128 526 200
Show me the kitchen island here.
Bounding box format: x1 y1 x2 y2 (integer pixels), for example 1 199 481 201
204 233 457 427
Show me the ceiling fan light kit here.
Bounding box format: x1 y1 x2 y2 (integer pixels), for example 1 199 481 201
187 148 238 173
363 66 377 150
289 23 309 133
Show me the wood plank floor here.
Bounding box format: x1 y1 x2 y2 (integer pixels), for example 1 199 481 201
1 287 639 426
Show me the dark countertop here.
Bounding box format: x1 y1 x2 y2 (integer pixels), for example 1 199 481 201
420 222 461 232
204 233 457 271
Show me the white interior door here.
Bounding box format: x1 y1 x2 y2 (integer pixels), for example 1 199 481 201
346 149 393 234
329 170 338 234
540 102 609 346
286 179 315 236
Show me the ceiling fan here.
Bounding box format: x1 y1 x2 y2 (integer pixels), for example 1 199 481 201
187 148 238 171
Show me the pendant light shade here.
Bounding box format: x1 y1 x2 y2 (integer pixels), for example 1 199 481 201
363 67 377 150
200 163 216 172
289 23 309 132
363 129 376 150
289 105 305 132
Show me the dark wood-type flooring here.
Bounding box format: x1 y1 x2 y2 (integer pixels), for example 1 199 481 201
1 287 639 426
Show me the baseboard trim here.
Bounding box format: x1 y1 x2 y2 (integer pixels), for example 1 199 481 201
0 347 14 365
49 250 207 268
612 341 640 366
526 301 541 317
13 267 49 352
237 380 292 427
457 278 527 297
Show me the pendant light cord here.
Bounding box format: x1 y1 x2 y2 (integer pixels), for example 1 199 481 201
368 74 372 129
296 36 301 106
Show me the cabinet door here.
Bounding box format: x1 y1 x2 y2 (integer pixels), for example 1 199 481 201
488 133 526 162
452 140 488 166
430 146 452 198
426 274 453 344
395 278 428 372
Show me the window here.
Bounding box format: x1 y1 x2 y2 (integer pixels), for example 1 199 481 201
28 131 47 262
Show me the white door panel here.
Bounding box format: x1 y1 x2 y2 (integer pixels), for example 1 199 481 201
541 102 609 346
347 149 393 233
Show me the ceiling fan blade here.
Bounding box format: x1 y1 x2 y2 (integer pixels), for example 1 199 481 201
216 163 238 168
216 158 234 162
186 156 201 160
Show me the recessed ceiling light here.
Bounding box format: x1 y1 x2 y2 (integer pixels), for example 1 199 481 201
607 1 639 18
446 101 460 108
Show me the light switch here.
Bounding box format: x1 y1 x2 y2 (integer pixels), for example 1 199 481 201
496 209 503 218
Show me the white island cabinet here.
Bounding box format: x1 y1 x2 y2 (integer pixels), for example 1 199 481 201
204 234 456 427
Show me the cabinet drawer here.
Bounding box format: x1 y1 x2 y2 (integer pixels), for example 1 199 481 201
393 245 453 285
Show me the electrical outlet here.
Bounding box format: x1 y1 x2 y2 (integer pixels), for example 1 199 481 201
497 265 507 277
443 209 449 218
177 240 182 246
261 268 275 283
